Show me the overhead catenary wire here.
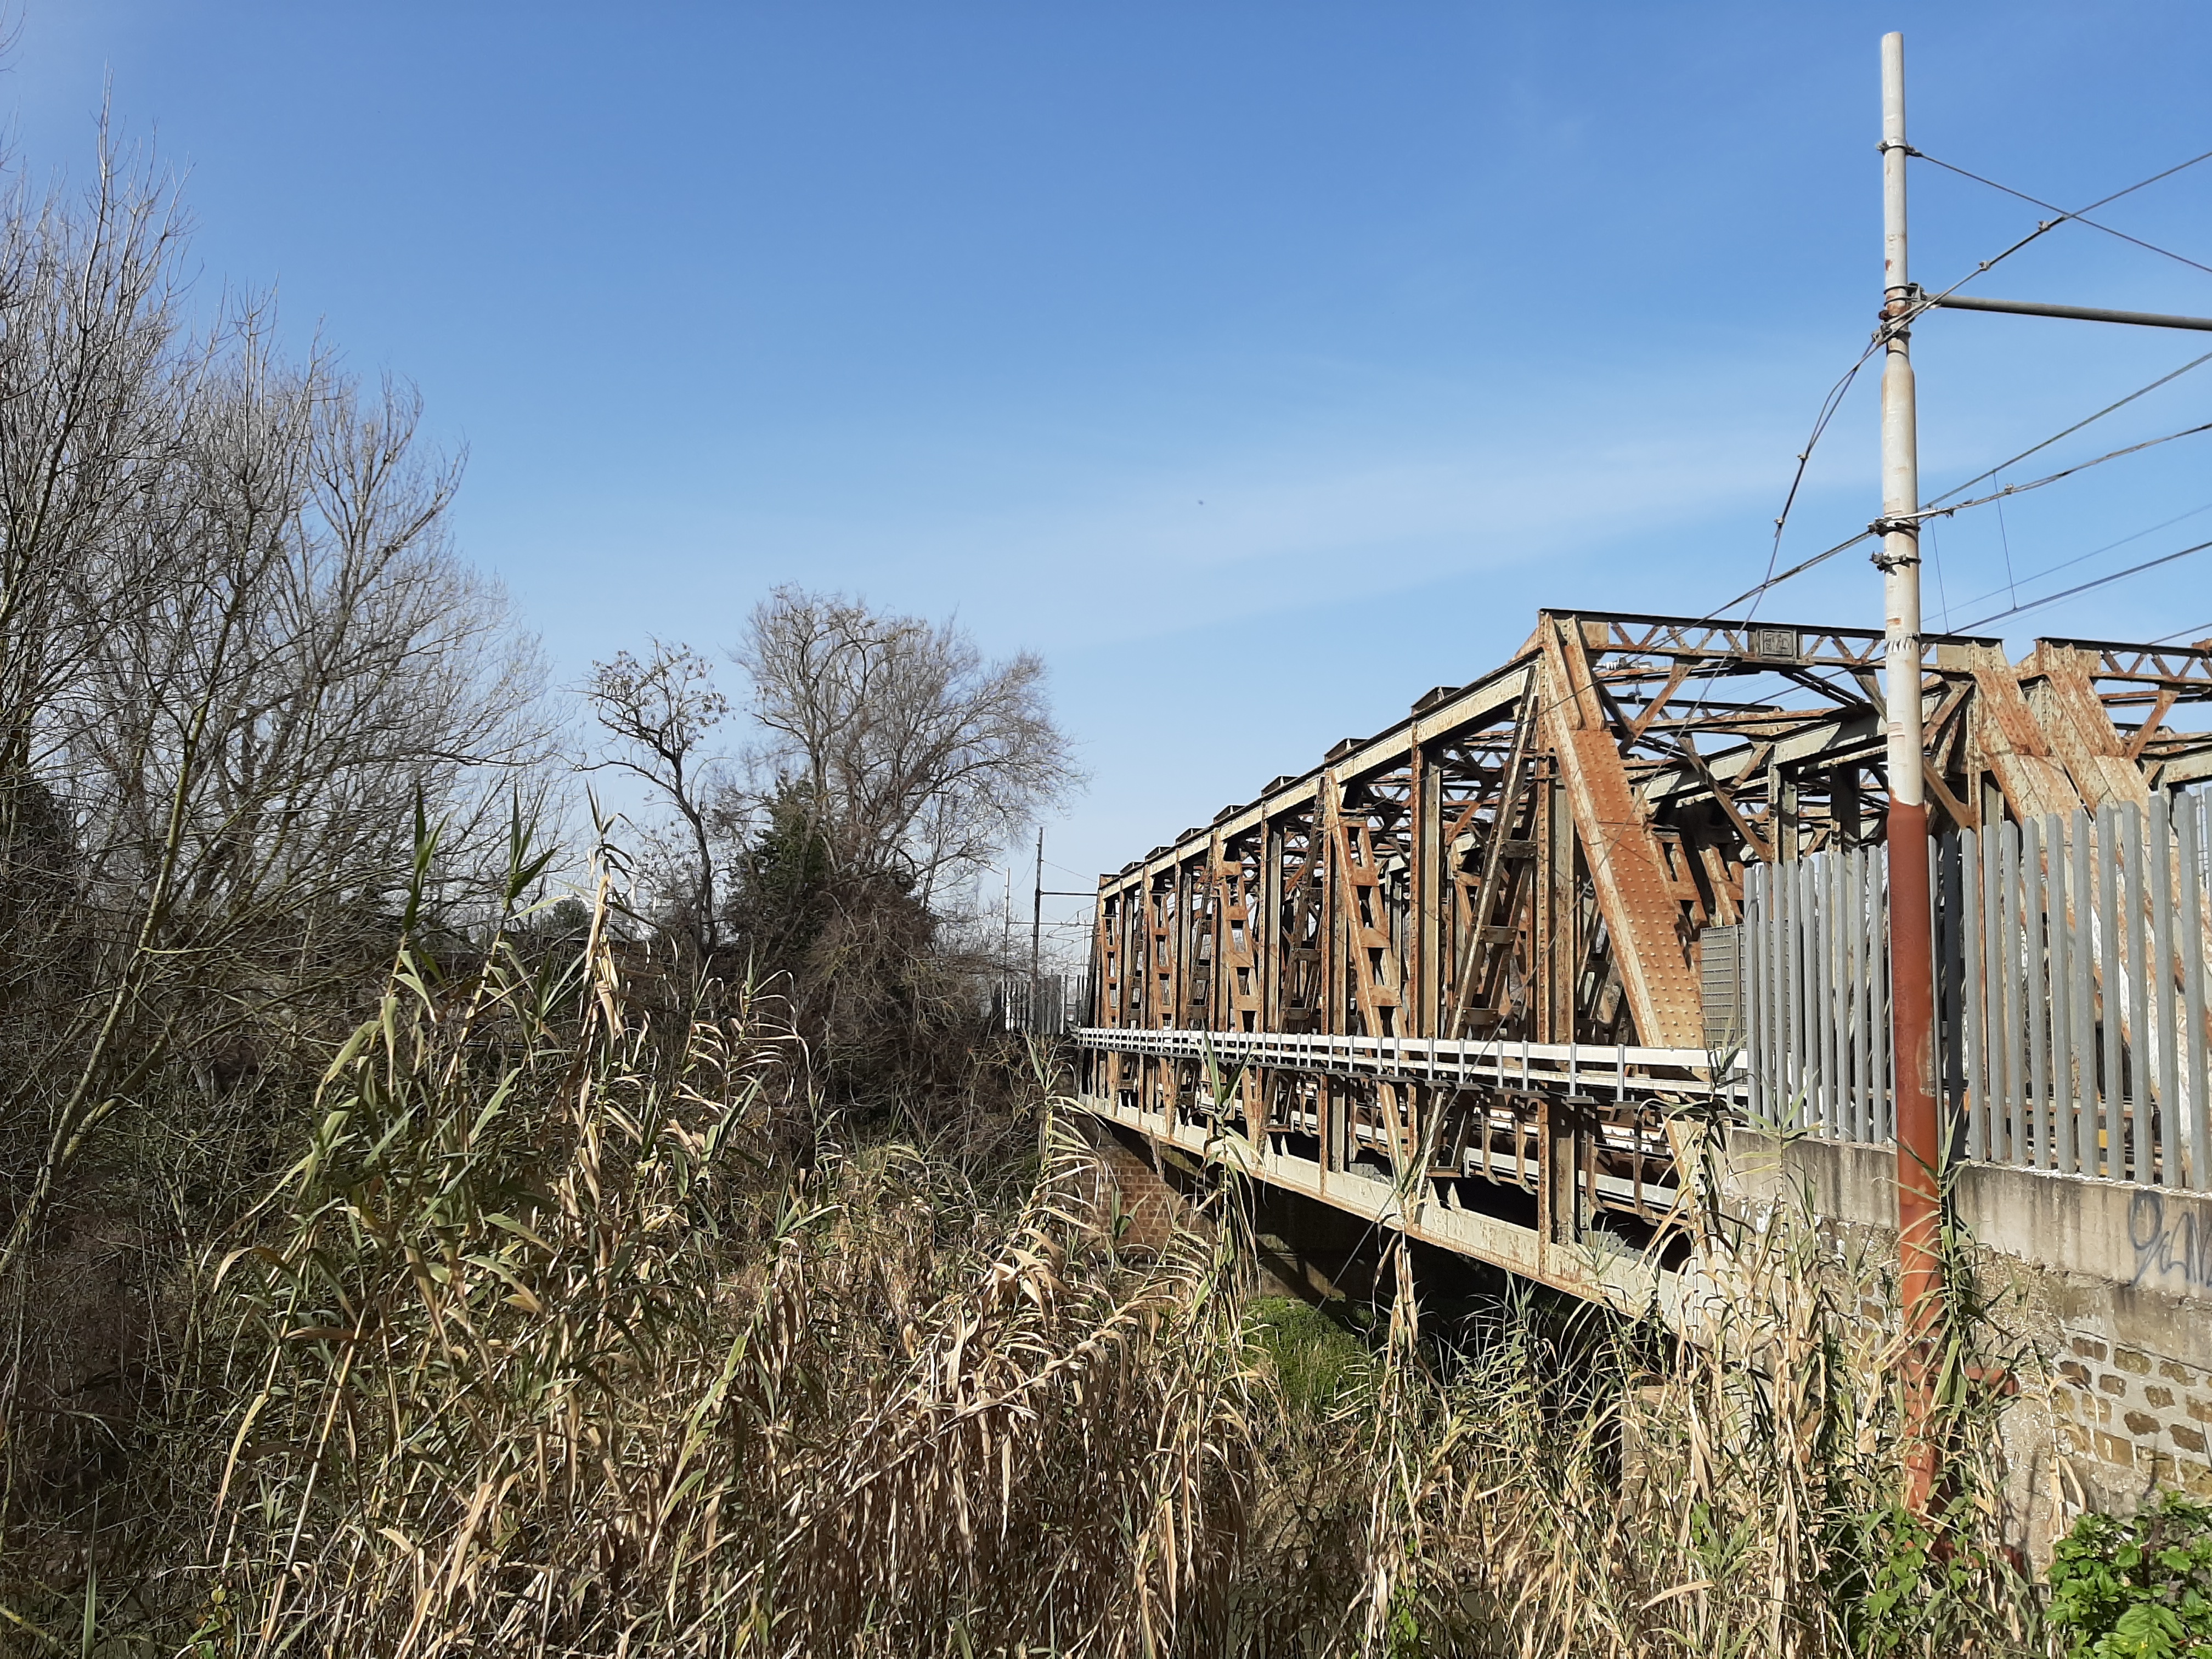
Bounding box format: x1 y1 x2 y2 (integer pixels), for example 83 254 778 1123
1919 348 2212 512
1906 415 2212 523
1954 536 2212 632
1874 145 2212 339
1910 145 2212 279
1743 341 1886 622
1875 146 2206 343
1944 497 2212 620
1711 357 2212 617
1661 132 2212 1017
1733 212 2062 621
1711 527 1877 618
1713 142 2212 621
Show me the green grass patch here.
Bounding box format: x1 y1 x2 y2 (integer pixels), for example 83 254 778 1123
1245 1294 1369 1415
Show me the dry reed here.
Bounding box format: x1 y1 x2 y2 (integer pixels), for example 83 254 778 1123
1 856 2049 1657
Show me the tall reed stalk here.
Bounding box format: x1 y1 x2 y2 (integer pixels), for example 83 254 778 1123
128 851 1250 1658
1 848 2047 1657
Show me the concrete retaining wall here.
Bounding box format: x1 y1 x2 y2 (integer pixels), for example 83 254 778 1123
1723 1130 2212 1553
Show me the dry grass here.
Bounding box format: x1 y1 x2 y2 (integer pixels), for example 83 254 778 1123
0 862 2046 1657
163 906 1251 1656
1264 1216 2042 1658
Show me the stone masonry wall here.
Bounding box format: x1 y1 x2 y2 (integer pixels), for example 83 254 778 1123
1726 1131 2212 1558
2050 1333 2212 1499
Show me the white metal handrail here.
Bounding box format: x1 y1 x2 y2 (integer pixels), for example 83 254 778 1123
1071 1025 1735 1101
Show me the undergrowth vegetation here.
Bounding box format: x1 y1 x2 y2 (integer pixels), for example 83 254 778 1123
0 836 2057 1657
2045 1491 2212 1657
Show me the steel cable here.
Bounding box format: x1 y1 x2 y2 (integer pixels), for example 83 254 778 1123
1715 142 2212 621
1910 145 2212 279
1712 359 2212 618
1954 535 2212 631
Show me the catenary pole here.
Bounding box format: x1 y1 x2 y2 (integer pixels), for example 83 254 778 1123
1878 29 1944 1515
1031 828 1045 1034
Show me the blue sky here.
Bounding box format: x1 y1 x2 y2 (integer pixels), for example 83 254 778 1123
16 3 2212 951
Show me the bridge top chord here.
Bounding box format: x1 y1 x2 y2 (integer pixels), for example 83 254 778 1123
1090 605 2212 1060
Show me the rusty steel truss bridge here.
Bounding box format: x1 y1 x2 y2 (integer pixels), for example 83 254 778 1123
1073 608 2212 1313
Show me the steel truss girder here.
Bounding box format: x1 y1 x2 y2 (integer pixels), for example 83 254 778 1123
1085 606 2212 1257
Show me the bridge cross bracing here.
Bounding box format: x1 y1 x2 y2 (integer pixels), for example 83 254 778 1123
1074 608 2212 1314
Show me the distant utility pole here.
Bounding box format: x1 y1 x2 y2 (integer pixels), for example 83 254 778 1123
994 866 1012 1031
1031 828 1045 1035
1875 30 1943 1517
1003 867 1013 970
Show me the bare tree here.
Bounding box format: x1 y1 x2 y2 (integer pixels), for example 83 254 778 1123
0 153 557 1283
59 340 551 940
0 132 190 1006
583 641 729 955
733 586 1079 904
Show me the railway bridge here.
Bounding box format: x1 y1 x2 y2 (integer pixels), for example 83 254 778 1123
1073 607 2212 1522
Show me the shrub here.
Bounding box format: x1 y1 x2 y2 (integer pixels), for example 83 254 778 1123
2048 1491 2212 1658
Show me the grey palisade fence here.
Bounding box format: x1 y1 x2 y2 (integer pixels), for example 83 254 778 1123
1739 793 2212 1189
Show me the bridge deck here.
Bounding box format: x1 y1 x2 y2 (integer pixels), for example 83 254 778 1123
1072 1082 1687 1322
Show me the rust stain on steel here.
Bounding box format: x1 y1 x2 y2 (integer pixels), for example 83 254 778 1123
2030 644 2153 810
1077 607 2212 1297
1539 614 1703 1049
1966 643 2084 823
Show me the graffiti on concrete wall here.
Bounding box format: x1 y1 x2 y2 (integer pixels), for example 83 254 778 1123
2131 1187 2212 1293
